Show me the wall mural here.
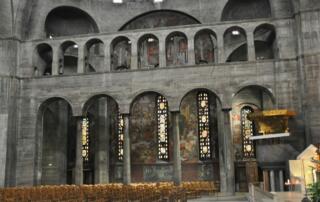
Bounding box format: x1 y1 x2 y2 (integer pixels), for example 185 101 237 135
120 11 200 31
129 92 218 182
180 92 199 162
130 94 158 164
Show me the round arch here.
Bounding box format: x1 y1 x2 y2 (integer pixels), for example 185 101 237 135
33 43 53 76
129 91 170 112
85 38 104 48
138 34 159 69
221 0 272 21
82 94 119 116
45 6 99 38
35 97 74 185
178 88 223 110
194 29 217 65
233 84 275 104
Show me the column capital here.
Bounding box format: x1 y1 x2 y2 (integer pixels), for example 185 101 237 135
121 113 130 117
222 107 232 112
170 110 180 114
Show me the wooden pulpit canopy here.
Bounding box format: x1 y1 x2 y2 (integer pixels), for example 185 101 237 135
247 109 296 139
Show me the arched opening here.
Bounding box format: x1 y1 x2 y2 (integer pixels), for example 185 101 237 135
59 41 79 75
166 32 188 67
36 98 74 185
111 36 131 71
138 34 159 69
254 24 276 60
119 10 201 31
33 43 53 76
224 27 248 62
179 89 220 182
45 6 99 38
85 39 105 73
232 85 274 192
221 0 272 21
82 95 119 184
194 29 217 65
130 92 171 182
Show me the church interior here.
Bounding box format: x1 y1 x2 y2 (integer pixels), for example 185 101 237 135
0 0 320 201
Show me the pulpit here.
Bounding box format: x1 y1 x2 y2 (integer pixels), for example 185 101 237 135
248 109 296 140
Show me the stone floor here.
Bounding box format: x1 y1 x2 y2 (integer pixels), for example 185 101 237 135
187 193 248 202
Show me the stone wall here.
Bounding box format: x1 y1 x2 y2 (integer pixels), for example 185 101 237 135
1 0 319 190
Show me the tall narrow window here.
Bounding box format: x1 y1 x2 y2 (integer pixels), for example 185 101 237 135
198 92 211 160
157 95 169 160
241 106 255 159
82 117 90 162
118 113 124 161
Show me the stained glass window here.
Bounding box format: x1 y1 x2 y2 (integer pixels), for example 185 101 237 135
241 106 255 159
82 117 90 162
198 92 212 160
118 113 124 161
157 95 169 160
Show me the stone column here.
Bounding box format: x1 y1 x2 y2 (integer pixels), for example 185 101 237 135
187 35 195 66
94 98 110 184
104 39 111 72
158 35 166 68
279 170 284 192
57 101 68 184
263 170 270 191
123 114 131 184
172 111 182 185
270 170 275 192
75 117 83 185
130 38 138 70
77 43 86 74
247 30 256 61
52 46 60 75
216 33 225 63
219 107 235 195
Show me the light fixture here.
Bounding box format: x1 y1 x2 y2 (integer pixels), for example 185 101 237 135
148 38 155 42
73 44 78 48
113 0 123 3
232 30 240 36
154 0 163 3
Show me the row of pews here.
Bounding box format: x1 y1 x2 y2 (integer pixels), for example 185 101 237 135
0 181 219 202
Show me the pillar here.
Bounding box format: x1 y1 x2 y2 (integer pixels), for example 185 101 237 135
219 107 235 195
158 35 166 68
94 98 110 184
57 101 68 184
52 46 60 75
279 170 284 192
172 111 182 185
217 32 225 63
270 170 275 192
263 169 270 192
247 30 256 62
77 43 86 74
105 40 111 72
75 117 83 185
187 35 195 66
130 38 138 70
123 114 131 184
